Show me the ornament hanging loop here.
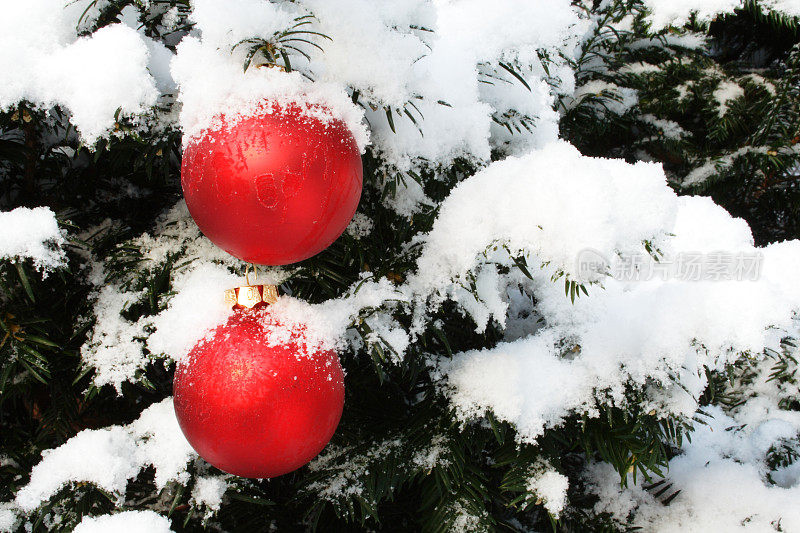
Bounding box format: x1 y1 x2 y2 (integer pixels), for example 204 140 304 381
245 263 253 286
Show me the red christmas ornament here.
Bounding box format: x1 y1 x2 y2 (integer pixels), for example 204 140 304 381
181 103 363 265
173 301 345 478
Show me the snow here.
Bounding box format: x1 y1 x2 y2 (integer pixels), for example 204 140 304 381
172 0 369 149
301 0 433 107
264 277 407 355
14 399 194 512
683 145 773 187
312 0 584 171
73 511 173 533
80 202 246 390
763 0 800 17
526 461 569 518
450 500 489 532
409 141 675 305
644 0 800 30
714 80 745 116
80 286 149 392
643 0 743 30
745 73 777 96
588 397 800 532
421 144 800 442
161 7 181 33
128 399 197 489
15 426 138 511
662 32 709 50
307 439 403 501
441 333 589 439
568 80 639 115
412 435 450 470
0 0 159 145
170 0 585 184
146 264 242 363
0 207 65 271
346 212 374 239
619 61 663 75
641 114 688 140
0 505 16 533
191 476 228 514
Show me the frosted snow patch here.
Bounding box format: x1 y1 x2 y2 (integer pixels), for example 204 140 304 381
346 212 374 239
409 141 676 297
527 461 570 518
427 143 800 442
713 80 744 116
302 0 433 107
588 405 800 532
440 240 800 441
640 114 688 140
14 399 194 512
0 504 17 533
0 1 159 145
147 264 240 363
644 0 800 30
266 277 408 354
80 286 149 392
191 476 227 514
570 80 639 115
0 207 66 271
73 511 174 533
643 0 743 30
763 0 800 17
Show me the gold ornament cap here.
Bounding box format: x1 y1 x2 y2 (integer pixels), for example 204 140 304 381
224 284 279 309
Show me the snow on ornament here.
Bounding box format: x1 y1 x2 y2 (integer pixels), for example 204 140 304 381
173 283 345 478
180 102 363 265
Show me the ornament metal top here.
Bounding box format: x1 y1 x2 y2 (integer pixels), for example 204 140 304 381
181 102 363 266
223 283 279 310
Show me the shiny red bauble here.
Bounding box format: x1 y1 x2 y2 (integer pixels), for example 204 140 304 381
181 103 363 265
173 307 345 478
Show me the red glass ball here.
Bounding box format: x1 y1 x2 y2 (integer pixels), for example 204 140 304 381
173 307 345 478
181 103 363 265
